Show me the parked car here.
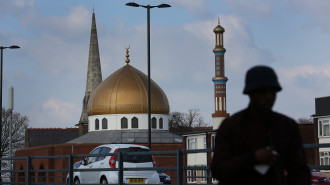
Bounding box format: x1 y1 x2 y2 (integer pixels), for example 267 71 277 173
158 170 171 184
66 161 81 183
71 144 160 184
311 169 330 185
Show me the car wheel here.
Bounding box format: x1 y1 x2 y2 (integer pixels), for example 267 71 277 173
74 178 80 184
101 177 108 184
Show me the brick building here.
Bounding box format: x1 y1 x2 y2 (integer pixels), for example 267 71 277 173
312 96 330 174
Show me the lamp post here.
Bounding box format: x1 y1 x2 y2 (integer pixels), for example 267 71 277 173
8 86 13 182
0 45 20 178
125 2 171 150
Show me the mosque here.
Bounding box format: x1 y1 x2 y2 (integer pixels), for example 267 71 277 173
15 11 229 184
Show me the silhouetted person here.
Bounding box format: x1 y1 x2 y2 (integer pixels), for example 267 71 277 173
211 66 311 185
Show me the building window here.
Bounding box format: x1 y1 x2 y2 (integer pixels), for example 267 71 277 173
102 118 108 129
152 117 157 129
203 136 207 149
95 119 99 130
121 117 128 129
216 66 220 70
132 117 138 128
187 138 197 150
319 120 330 137
320 152 330 165
201 169 207 182
187 169 197 183
212 177 219 183
216 71 220 75
211 135 215 149
159 118 163 129
216 62 220 65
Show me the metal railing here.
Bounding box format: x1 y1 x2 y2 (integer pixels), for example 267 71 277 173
0 143 328 185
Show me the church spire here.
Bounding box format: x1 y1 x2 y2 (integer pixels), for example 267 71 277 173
78 11 102 135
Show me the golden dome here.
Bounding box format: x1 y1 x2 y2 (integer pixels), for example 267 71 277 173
87 64 170 116
214 25 225 32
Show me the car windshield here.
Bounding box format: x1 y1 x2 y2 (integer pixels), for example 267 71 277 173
118 148 152 163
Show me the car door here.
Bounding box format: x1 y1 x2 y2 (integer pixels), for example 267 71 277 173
89 147 111 183
83 147 102 184
97 147 111 168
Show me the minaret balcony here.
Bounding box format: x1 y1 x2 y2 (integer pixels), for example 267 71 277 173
212 76 228 84
213 48 226 53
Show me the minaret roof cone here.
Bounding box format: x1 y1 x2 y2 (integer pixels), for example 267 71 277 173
214 17 225 32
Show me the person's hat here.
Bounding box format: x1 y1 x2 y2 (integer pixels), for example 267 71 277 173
243 65 282 94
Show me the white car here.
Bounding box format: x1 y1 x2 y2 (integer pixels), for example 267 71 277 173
72 144 160 184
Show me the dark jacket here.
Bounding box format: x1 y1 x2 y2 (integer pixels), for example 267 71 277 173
211 109 311 185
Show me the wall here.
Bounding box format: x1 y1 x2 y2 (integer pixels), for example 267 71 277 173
14 142 184 183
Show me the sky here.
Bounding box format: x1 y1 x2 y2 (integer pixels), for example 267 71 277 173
1 0 330 128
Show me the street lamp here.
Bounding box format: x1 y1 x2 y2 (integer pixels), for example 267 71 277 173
0 45 20 177
126 2 171 150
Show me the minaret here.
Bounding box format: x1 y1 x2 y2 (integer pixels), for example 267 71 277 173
78 10 102 135
212 18 229 130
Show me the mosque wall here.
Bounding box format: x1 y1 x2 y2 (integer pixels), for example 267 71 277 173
88 114 169 131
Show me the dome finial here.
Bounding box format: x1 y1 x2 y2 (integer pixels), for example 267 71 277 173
125 45 130 64
218 16 220 25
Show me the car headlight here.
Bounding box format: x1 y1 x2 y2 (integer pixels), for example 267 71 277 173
165 176 170 181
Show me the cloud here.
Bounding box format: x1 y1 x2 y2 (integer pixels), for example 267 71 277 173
225 0 273 18
278 62 330 90
267 61 330 119
29 98 80 128
168 0 210 18
0 0 37 15
225 0 330 32
15 6 92 81
283 0 330 32
37 6 90 39
183 15 275 71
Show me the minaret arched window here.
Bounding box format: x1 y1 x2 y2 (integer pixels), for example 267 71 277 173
121 117 128 129
132 117 138 128
95 119 99 130
216 97 218 111
159 118 163 129
219 97 222 111
152 117 157 129
224 97 226 111
220 32 223 47
102 118 108 129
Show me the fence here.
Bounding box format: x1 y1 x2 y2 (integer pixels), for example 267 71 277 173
0 143 328 185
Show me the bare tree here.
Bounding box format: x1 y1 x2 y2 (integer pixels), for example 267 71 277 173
185 109 207 127
168 111 191 132
297 117 313 124
1 108 29 168
169 109 207 132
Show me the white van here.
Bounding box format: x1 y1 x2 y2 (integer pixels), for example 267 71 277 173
72 144 160 184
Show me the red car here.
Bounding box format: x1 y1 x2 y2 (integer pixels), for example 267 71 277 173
312 170 330 185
